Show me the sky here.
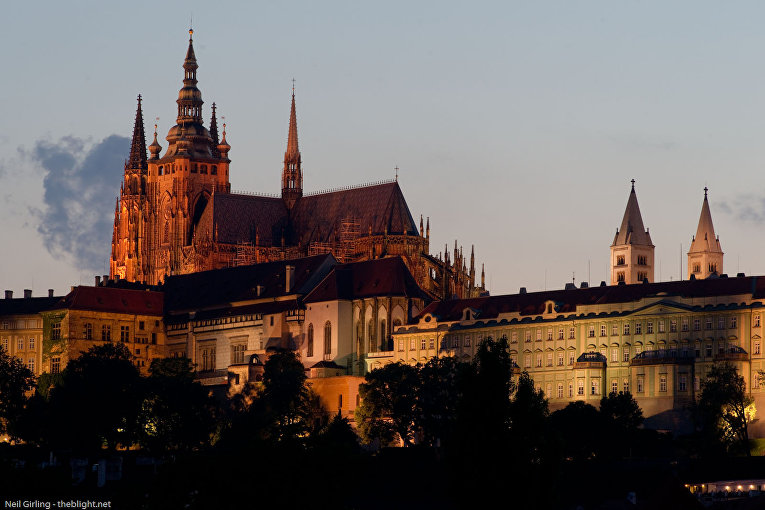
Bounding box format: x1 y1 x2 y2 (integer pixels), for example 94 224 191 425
3 0 765 297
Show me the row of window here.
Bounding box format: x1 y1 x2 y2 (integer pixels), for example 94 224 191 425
157 163 218 176
2 319 41 330
1 337 36 352
538 374 697 399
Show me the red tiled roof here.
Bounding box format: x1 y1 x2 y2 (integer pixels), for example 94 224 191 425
54 286 164 315
305 256 427 303
417 276 765 323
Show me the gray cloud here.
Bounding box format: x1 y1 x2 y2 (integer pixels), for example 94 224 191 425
28 135 129 272
717 194 765 224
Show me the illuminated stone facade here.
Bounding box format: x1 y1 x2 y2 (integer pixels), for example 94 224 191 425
0 290 59 377
388 277 765 432
41 286 166 375
110 31 482 300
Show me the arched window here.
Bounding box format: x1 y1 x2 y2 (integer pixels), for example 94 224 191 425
307 324 314 357
163 221 170 244
324 321 332 356
380 320 387 350
356 321 363 356
368 319 375 351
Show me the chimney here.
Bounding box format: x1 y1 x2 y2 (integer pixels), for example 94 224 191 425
4 290 12 300
23 289 32 299
95 276 101 286
519 287 527 294
285 265 295 293
48 289 54 298
580 282 589 289
103 275 108 285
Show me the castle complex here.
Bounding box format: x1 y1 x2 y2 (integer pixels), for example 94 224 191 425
109 30 484 301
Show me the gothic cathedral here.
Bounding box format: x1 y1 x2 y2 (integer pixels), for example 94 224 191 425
110 30 484 300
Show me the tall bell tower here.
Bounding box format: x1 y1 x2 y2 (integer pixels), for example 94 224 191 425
610 180 654 285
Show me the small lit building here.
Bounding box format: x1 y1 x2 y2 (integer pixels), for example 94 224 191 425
0 289 60 376
42 285 165 375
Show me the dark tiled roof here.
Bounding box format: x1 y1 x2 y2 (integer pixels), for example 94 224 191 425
165 300 301 325
0 297 61 315
304 256 428 303
417 276 765 323
163 254 336 313
199 181 418 248
52 286 164 315
292 182 418 244
199 193 288 245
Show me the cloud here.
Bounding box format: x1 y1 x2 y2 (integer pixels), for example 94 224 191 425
717 194 765 224
28 135 129 272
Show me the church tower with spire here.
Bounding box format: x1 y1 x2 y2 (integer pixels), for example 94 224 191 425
688 187 723 279
281 87 302 209
610 180 654 285
111 95 149 282
110 29 232 285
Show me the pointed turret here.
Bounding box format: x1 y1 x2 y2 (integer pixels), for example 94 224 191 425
610 180 654 285
281 86 303 209
148 122 162 160
688 187 723 279
128 95 148 172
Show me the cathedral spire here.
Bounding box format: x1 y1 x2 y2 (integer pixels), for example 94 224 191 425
688 187 723 279
176 28 203 125
128 95 148 171
209 102 221 158
282 84 303 209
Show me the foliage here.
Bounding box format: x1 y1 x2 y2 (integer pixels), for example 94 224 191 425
509 371 550 464
550 401 604 461
600 391 644 431
311 413 360 454
455 336 516 451
357 361 420 447
697 363 754 456
259 350 316 443
0 346 36 439
44 343 141 452
417 356 468 448
136 357 218 452
40 311 67 363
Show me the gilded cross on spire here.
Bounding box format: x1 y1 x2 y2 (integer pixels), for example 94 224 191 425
704 186 708 198
395 166 399 181
292 78 296 95
631 179 635 191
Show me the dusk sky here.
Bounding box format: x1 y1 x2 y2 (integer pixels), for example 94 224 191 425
3 1 765 297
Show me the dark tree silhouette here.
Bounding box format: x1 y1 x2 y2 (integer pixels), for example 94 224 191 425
357 361 420 447
697 362 753 456
136 357 218 452
0 346 35 440
45 343 141 452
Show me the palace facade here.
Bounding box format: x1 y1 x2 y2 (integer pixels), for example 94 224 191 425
381 184 763 433
109 30 483 300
